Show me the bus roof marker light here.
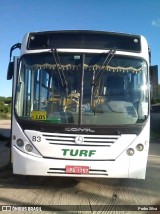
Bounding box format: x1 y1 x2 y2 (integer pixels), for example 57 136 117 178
134 39 139 43
31 36 35 40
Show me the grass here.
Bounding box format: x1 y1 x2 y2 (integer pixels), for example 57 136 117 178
0 113 11 119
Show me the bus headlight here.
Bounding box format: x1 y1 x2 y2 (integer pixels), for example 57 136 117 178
16 139 24 147
126 148 134 156
25 144 33 152
136 144 144 151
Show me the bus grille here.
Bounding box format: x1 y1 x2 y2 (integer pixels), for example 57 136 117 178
47 168 108 176
41 132 120 147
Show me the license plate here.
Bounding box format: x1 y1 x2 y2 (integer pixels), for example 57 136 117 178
65 165 89 174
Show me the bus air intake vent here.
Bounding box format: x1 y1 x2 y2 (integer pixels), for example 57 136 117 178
47 168 108 176
41 132 120 147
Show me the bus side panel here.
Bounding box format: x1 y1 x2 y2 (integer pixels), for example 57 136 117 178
128 119 150 179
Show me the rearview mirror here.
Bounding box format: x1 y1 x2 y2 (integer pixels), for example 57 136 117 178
7 62 14 80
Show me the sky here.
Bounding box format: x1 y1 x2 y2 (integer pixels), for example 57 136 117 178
0 0 160 97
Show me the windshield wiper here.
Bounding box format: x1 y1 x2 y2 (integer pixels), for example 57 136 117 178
92 49 116 86
91 49 116 112
51 48 68 88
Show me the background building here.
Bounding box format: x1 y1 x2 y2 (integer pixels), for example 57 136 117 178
150 65 159 99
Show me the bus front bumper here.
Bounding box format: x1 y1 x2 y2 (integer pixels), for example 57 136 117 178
12 146 148 179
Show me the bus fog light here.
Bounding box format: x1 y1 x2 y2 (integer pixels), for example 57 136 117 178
126 148 134 156
25 144 33 152
136 144 144 151
16 139 24 147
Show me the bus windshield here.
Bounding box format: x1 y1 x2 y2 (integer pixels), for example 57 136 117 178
15 52 149 125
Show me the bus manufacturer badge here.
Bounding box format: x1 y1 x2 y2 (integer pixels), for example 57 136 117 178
75 136 84 144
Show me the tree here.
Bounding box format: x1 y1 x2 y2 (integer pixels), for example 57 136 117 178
0 97 12 116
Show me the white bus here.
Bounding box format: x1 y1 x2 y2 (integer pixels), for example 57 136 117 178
7 30 150 179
